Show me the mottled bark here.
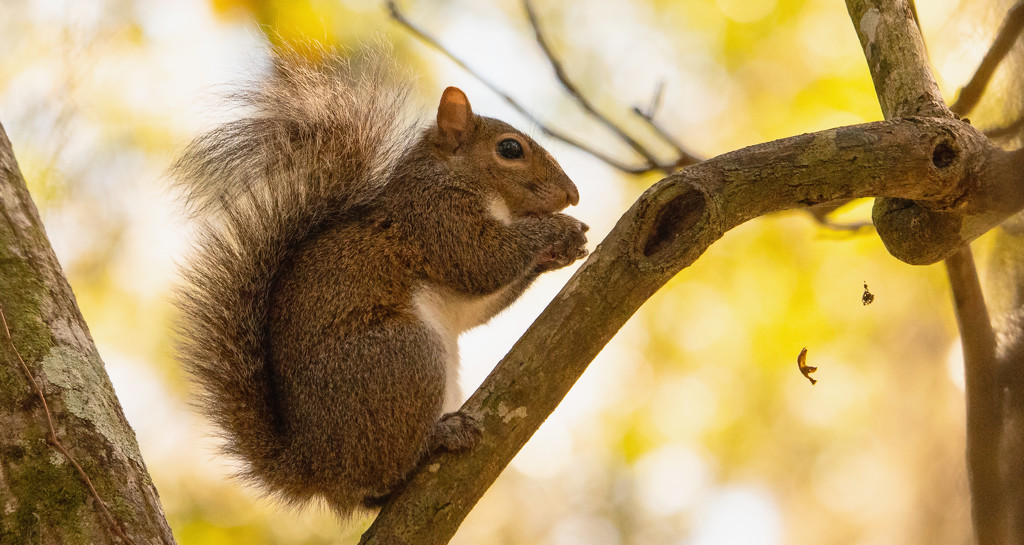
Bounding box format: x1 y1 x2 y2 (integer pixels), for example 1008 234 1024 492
848 1 1024 266
0 122 175 545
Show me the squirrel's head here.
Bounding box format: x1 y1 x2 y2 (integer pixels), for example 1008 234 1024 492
434 87 579 216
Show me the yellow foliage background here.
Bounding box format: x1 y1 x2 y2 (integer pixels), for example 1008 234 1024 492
2 0 1021 543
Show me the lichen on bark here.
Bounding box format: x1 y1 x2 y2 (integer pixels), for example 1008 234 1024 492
0 121 176 544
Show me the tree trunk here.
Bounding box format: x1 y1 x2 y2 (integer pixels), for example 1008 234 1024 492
0 122 175 545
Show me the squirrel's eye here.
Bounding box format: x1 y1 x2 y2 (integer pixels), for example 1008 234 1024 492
496 138 524 160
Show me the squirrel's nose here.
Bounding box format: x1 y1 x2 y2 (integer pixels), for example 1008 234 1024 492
565 184 580 207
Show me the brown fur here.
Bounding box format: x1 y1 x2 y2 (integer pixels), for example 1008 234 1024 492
173 46 586 516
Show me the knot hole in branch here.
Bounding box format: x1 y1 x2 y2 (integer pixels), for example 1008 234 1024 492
932 141 957 169
643 188 707 258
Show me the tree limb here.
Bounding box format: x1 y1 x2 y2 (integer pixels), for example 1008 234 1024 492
946 248 1006 545
985 218 1024 540
0 122 176 544
847 1 1024 265
986 114 1024 141
360 115 1006 545
846 2 1013 544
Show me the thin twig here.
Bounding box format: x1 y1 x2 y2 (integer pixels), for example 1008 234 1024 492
950 0 1024 116
386 1 671 175
985 114 1024 140
803 199 874 233
809 217 873 233
631 105 701 166
523 0 679 173
0 307 134 544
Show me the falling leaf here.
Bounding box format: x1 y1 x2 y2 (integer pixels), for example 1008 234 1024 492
797 347 817 385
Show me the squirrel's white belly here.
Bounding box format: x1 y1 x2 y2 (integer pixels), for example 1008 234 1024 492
412 284 510 412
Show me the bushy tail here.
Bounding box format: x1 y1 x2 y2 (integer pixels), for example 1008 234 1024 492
172 44 415 497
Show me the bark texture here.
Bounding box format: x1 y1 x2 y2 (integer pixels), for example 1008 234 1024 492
0 122 175 545
848 0 1024 265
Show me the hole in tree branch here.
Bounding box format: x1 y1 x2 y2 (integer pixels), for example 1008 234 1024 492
932 141 956 168
643 188 706 257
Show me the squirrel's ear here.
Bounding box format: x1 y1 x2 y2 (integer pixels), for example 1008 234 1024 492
437 86 473 149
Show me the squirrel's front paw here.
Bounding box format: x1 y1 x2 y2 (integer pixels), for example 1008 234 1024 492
429 411 482 453
535 216 589 272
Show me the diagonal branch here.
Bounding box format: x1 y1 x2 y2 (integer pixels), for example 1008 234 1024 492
360 115 1013 545
950 1 1024 116
845 1 950 119
631 104 700 167
0 307 134 544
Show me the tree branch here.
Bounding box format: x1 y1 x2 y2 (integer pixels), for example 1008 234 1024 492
360 115 1003 545
0 308 134 544
985 219 1024 540
950 1 1024 117
986 114 1024 141
846 2 1012 544
631 104 700 167
847 1 1024 265
946 248 1006 545
0 122 176 544
367 3 1024 543
846 1 950 119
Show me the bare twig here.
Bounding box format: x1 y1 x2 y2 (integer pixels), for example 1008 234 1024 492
631 105 701 166
522 0 694 172
386 1 670 175
950 1 1024 116
809 217 874 233
0 307 134 545
945 248 1007 545
804 200 874 233
986 114 1024 140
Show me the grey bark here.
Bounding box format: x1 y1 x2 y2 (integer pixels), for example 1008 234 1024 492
0 122 176 545
848 1 1024 265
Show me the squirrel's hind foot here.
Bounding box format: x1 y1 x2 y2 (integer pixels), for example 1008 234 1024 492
429 411 482 453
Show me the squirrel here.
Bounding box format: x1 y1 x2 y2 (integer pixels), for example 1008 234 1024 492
172 47 588 516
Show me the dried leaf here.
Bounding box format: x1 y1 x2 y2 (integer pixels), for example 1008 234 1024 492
797 347 817 385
